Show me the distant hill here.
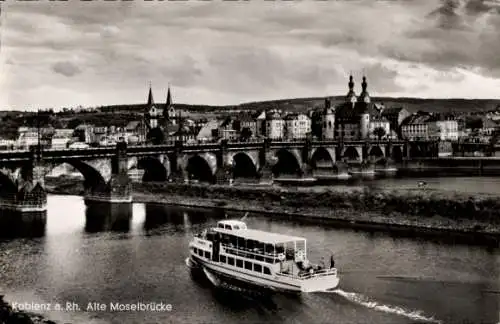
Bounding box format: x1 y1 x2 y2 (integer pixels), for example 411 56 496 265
95 97 500 115
237 96 500 114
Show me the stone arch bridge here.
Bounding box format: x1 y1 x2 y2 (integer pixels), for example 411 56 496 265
0 140 435 210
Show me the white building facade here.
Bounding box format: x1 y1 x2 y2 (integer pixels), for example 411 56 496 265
284 113 311 140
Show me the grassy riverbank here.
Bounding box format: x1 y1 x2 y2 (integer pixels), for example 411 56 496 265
0 296 55 324
45 177 500 244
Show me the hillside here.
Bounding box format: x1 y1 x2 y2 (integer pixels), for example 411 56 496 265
95 97 500 115
238 96 500 114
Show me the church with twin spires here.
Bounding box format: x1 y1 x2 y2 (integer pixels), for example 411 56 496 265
143 84 179 144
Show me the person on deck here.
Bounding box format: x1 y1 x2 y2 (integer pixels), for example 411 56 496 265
319 257 325 269
330 254 335 269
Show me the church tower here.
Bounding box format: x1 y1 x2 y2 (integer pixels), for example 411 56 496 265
345 74 357 106
322 98 336 140
358 76 371 103
144 84 161 129
358 76 371 139
164 85 176 125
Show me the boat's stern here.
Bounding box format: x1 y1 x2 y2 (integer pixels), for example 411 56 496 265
299 268 340 293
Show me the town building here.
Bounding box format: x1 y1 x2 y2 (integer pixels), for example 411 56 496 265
368 114 391 140
50 129 74 149
435 117 459 141
254 110 266 138
16 127 54 149
284 113 311 140
218 116 240 141
381 106 410 137
400 113 440 141
480 117 499 136
265 111 285 140
170 125 196 143
73 124 94 144
196 119 222 142
238 113 258 140
125 121 147 144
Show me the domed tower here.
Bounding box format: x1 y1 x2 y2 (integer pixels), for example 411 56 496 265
322 98 335 140
345 74 357 106
358 76 371 139
358 76 371 104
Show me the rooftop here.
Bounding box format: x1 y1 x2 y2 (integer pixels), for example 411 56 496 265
214 227 306 245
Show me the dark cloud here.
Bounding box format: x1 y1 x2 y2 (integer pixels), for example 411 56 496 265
362 63 405 94
2 0 500 109
52 61 81 77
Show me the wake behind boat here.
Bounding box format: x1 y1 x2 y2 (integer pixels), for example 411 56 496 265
187 219 339 293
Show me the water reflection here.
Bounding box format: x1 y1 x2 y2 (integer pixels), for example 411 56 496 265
84 203 132 233
143 204 222 234
0 211 46 240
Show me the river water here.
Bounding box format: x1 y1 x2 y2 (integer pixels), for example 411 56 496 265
0 195 499 324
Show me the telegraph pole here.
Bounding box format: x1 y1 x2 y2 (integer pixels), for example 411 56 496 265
36 109 42 161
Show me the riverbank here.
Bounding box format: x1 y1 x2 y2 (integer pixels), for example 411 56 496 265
45 177 500 245
0 296 55 324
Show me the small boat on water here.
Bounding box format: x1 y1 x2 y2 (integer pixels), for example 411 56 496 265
274 177 318 186
187 220 339 293
374 167 398 175
350 170 376 177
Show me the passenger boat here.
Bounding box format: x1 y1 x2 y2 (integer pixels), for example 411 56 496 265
187 220 340 293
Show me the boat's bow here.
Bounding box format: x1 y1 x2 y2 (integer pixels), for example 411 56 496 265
300 268 340 293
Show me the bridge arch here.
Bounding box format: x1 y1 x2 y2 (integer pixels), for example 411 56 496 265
50 160 109 190
232 152 258 179
368 146 384 162
272 149 301 176
310 147 335 168
186 155 215 183
343 146 360 161
409 145 422 158
137 157 169 182
0 168 18 194
391 146 403 162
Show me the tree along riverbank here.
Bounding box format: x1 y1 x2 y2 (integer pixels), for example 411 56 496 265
45 177 500 245
0 296 56 324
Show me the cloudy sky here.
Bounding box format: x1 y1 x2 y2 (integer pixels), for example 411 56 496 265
1 0 500 111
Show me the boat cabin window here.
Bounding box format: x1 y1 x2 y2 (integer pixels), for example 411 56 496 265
218 223 224 229
228 257 235 266
236 259 243 268
254 264 262 273
233 225 240 230
244 261 252 270
220 255 226 263
263 267 271 275
198 250 203 257
204 251 211 259
193 247 198 253
225 225 232 230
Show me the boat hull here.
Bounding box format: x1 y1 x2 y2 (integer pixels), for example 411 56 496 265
187 255 339 294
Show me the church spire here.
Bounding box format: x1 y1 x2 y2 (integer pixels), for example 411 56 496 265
147 82 154 108
166 83 172 107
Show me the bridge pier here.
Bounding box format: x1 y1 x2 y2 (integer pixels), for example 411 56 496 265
84 141 132 205
0 148 47 214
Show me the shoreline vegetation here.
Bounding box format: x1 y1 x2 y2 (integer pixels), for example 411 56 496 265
45 177 500 245
0 296 55 324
